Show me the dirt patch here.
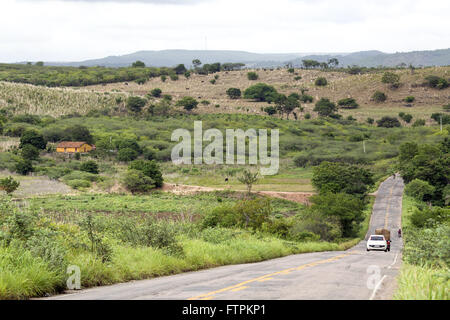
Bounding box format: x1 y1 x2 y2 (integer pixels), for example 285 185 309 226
162 183 314 204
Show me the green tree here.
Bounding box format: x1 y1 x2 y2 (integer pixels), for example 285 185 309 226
19 130 46 150
237 169 259 194
338 98 359 109
243 83 278 102
15 159 33 175
0 176 20 195
405 179 435 202
192 59 202 68
173 64 187 75
312 161 374 196
129 160 163 188
123 169 155 193
314 98 338 117
21 144 39 160
377 116 401 128
117 148 139 162
126 96 146 113
226 88 241 99
176 96 198 111
310 192 366 237
382 72 400 88
132 60 146 68
63 125 94 144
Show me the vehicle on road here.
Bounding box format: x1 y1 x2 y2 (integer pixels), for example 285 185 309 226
366 235 388 252
375 229 391 252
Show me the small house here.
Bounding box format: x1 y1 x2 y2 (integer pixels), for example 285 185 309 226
56 141 95 153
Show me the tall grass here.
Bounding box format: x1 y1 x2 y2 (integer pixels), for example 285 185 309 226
394 264 449 300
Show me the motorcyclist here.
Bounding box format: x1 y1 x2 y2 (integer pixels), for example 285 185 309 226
386 239 391 252
398 228 402 237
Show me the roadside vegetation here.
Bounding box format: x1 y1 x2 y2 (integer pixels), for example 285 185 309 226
394 139 449 300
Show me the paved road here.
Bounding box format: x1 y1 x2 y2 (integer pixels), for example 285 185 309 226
47 176 404 300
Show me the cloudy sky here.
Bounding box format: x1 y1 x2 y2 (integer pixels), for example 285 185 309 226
1 0 449 62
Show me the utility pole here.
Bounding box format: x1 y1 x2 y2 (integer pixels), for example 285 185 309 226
440 115 443 132
363 140 366 153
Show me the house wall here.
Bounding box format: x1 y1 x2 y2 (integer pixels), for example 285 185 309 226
56 144 93 153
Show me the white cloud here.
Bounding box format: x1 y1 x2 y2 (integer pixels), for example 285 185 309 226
1 0 449 62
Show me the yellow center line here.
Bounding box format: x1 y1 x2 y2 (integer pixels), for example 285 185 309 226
187 251 357 300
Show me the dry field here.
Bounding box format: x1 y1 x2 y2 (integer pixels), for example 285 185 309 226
88 66 450 122
0 67 448 122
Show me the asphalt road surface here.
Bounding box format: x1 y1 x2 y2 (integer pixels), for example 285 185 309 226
47 176 404 300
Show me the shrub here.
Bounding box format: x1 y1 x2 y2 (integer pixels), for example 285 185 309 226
287 68 295 73
247 72 258 80
0 176 20 195
294 76 302 81
382 72 400 88
315 77 328 86
117 148 139 162
431 113 450 125
150 88 162 97
67 179 91 189
15 159 33 175
21 144 39 160
304 113 311 119
399 112 413 123
337 98 359 109
443 104 450 112
160 75 167 82
19 130 46 150
176 96 198 111
243 83 278 102
122 169 155 193
405 179 435 202
424 76 449 89
234 198 272 229
404 96 415 103
139 218 183 256
403 224 450 266
209 79 216 84
372 91 387 103
80 161 99 174
367 118 374 125
126 96 146 113
412 119 426 127
377 116 401 128
129 160 163 188
173 64 187 75
170 74 179 81
314 98 338 117
226 88 241 99
409 207 450 229
201 204 240 229
263 106 277 116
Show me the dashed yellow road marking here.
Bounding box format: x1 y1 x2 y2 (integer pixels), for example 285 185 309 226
187 251 357 300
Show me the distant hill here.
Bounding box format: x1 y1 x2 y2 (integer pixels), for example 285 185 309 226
42 48 450 68
288 49 450 68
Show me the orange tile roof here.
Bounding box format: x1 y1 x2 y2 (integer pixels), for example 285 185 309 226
56 141 88 148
